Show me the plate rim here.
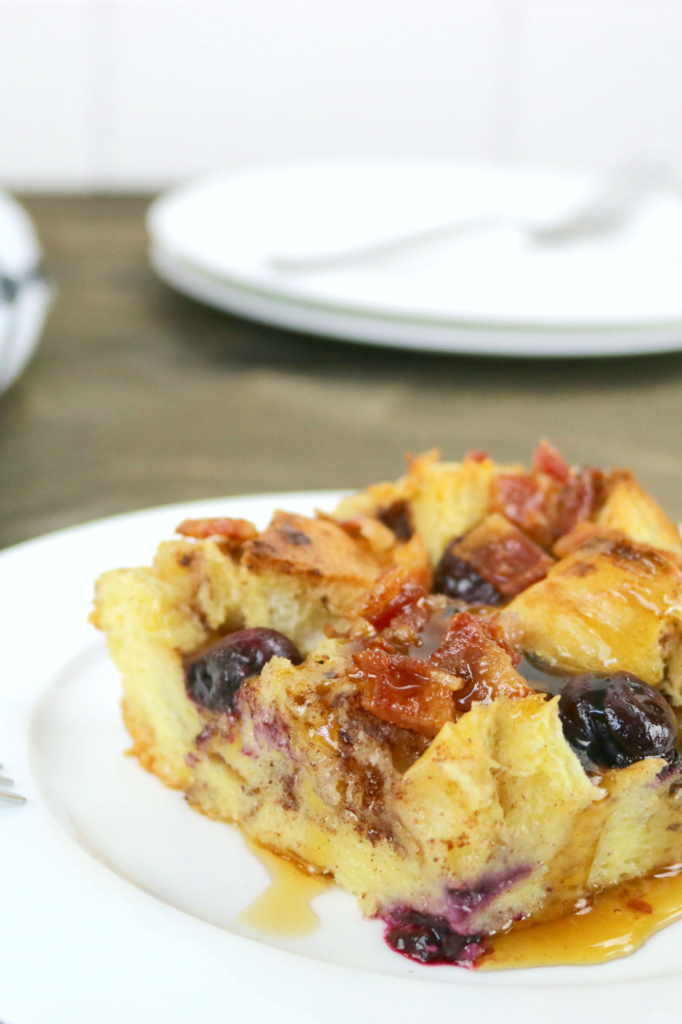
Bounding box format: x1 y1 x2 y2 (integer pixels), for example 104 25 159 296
151 243 682 359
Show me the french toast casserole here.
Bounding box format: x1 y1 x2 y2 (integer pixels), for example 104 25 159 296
92 442 682 965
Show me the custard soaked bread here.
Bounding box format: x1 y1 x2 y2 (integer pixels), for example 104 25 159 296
93 442 682 965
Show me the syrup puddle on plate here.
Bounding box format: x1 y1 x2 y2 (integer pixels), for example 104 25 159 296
481 863 682 970
238 840 333 937
238 840 682 968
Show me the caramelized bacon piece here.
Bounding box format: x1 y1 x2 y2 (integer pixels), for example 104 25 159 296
485 610 524 652
351 647 459 737
347 563 429 636
554 467 606 537
351 606 531 736
176 517 258 544
492 472 554 547
346 536 431 633
532 439 570 484
432 612 532 714
493 465 606 549
450 513 555 598
364 578 428 633
552 521 602 558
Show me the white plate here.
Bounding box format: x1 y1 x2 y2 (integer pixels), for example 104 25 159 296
5 493 682 1024
147 160 682 356
0 191 52 393
152 243 682 358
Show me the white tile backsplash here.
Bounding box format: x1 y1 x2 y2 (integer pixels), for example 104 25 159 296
105 0 501 188
0 1 96 189
512 1 682 172
0 0 680 191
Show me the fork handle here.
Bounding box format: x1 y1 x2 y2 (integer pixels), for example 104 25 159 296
267 215 506 273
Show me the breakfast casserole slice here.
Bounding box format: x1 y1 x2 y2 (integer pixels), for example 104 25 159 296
92 442 682 965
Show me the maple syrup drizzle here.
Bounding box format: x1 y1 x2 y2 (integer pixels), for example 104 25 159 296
480 864 682 970
238 839 333 938
239 837 682 965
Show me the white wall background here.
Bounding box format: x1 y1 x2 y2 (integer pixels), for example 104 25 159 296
0 0 681 191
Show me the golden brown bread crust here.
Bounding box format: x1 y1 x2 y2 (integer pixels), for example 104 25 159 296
241 510 384 585
237 511 391 652
509 534 682 687
598 469 682 555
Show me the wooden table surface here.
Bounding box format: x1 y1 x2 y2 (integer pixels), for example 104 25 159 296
2 194 682 550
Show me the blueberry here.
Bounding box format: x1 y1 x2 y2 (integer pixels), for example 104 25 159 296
558 672 678 771
433 546 504 606
185 628 303 712
385 910 481 965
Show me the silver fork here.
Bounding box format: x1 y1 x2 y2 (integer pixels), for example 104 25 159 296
0 764 26 803
267 164 665 273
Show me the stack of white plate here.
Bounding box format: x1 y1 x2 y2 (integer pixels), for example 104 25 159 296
0 191 51 393
148 161 682 359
